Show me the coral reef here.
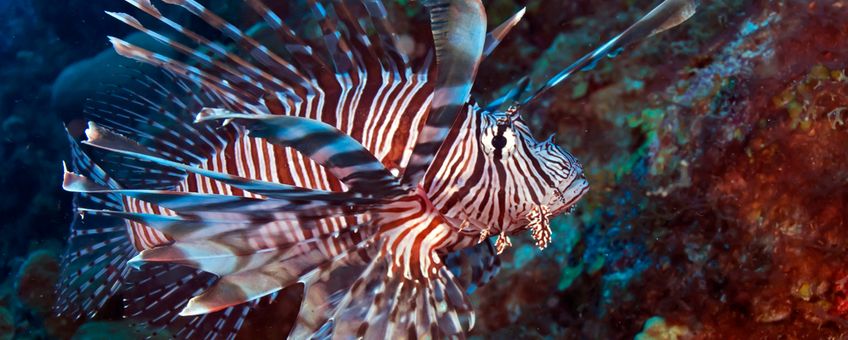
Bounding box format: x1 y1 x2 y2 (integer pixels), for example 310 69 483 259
15 250 59 316
470 0 848 338
635 316 690 340
70 321 172 340
0 307 13 340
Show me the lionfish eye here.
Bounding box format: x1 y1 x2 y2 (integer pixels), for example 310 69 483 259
492 125 508 149
481 117 516 160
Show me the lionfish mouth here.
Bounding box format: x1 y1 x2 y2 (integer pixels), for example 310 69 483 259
552 177 590 216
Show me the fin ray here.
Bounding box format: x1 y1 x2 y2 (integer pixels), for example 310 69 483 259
482 7 526 57
196 109 401 195
402 0 487 187
520 0 698 104
55 132 136 318
82 122 364 201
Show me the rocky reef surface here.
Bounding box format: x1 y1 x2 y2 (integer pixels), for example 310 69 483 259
0 0 846 338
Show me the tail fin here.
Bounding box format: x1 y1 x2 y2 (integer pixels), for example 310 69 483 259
55 131 134 319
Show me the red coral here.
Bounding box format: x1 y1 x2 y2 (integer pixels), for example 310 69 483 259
832 271 848 317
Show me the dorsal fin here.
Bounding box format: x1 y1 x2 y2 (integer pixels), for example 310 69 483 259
401 0 487 188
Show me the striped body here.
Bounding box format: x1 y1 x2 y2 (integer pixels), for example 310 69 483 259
123 93 585 279
126 68 435 252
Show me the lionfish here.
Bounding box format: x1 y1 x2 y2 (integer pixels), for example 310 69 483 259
56 0 695 338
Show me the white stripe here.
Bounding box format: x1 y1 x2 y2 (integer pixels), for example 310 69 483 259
362 69 392 151
374 78 413 160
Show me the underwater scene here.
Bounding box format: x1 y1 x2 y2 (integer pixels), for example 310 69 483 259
1 0 847 338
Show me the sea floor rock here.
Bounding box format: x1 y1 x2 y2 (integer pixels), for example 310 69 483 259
635 316 690 340
71 321 172 340
15 250 59 316
0 306 13 340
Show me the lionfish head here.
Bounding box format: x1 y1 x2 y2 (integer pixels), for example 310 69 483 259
476 107 589 248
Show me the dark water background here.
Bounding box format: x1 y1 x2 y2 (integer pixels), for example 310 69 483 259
2 0 848 338
0 0 127 276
